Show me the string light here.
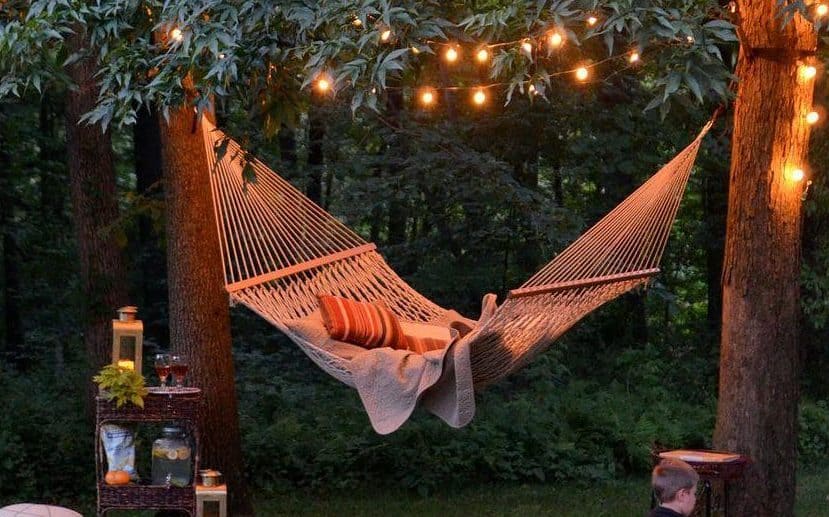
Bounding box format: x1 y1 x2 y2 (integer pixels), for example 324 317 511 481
170 27 183 42
420 88 436 106
806 110 820 124
817 3 828 16
315 76 331 93
352 18 363 27
629 51 640 63
686 35 695 43
587 16 598 26
785 167 805 183
473 88 487 105
548 31 564 48
528 84 538 95
575 66 589 81
521 39 533 54
445 46 459 63
411 46 420 54
476 48 490 63
218 53 226 59
380 29 392 42
799 65 817 81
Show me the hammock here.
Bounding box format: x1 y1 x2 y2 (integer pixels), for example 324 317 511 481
203 119 712 391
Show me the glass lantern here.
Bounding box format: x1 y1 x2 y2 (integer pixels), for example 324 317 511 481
112 306 143 373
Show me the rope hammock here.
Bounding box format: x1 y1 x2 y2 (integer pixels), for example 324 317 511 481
203 118 713 389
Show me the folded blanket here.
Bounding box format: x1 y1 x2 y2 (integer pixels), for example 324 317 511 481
283 295 498 434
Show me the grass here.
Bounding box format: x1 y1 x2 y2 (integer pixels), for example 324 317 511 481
61 464 829 516
254 467 829 516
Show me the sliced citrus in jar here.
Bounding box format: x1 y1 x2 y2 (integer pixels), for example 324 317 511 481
166 449 178 460
176 447 191 460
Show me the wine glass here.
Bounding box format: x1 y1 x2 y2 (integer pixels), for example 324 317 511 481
154 354 171 388
170 354 188 389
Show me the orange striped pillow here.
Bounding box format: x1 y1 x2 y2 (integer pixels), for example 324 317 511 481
318 295 406 349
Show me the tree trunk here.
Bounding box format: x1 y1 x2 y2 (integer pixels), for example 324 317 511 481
158 93 252 515
133 104 168 346
0 115 25 367
714 7 816 515
64 27 129 402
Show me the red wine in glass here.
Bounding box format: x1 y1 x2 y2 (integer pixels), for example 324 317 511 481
170 355 188 388
154 354 171 387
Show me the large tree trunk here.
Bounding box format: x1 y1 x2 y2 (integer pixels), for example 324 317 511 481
64 28 129 401
713 7 816 515
158 93 252 515
0 113 25 367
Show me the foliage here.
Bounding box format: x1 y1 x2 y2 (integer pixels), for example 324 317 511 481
93 364 149 408
0 0 740 129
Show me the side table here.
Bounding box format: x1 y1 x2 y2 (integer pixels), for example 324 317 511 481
653 449 749 517
96 388 202 516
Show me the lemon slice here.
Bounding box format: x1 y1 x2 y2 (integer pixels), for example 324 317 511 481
176 447 191 460
166 449 178 460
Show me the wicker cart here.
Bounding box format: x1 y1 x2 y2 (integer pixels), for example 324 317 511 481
96 388 202 516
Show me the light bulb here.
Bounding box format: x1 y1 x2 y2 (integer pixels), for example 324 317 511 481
420 90 435 106
476 48 489 63
629 51 640 63
445 47 459 63
800 65 817 81
786 167 805 182
817 3 828 16
411 46 420 54
352 18 362 27
218 53 226 59
521 40 533 54
686 35 695 43
315 78 330 93
548 31 563 48
806 111 820 124
380 29 392 42
170 27 183 42
575 67 589 81
587 16 598 26
528 84 537 95
473 89 486 105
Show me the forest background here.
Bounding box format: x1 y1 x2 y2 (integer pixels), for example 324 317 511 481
2 0 829 512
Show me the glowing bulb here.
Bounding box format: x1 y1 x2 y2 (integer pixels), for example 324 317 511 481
800 65 817 81
686 35 695 43
528 84 537 95
445 46 459 63
352 18 363 27
629 51 640 63
380 29 392 42
817 3 828 16
218 52 226 59
170 27 183 42
548 32 563 48
476 48 489 63
473 89 486 105
806 111 820 124
420 90 435 106
411 46 420 54
587 16 598 26
786 167 805 182
315 77 330 93
575 67 589 81
521 40 533 54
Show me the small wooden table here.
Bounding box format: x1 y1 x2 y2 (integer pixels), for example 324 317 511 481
654 449 749 517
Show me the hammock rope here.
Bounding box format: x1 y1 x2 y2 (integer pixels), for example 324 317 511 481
204 118 713 387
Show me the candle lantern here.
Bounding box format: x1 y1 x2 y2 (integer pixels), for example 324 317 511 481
112 306 143 373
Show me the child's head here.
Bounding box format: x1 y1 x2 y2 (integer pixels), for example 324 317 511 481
652 459 699 516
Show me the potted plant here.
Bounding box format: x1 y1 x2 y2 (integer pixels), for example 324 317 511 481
93 364 148 408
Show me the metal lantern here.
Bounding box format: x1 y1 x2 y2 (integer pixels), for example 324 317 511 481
112 306 143 372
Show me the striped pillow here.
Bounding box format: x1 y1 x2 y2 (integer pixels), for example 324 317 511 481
318 295 406 349
399 321 456 354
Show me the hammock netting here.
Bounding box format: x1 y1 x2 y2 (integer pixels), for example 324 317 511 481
204 119 712 388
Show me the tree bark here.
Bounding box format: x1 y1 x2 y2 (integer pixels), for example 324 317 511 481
64 27 129 401
714 7 816 515
0 113 25 367
158 92 252 515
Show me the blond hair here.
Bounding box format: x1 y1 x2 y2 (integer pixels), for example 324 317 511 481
652 459 699 503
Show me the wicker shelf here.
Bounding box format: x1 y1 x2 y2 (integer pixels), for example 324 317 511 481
96 389 202 516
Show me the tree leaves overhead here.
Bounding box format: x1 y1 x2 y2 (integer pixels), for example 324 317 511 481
0 0 745 127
